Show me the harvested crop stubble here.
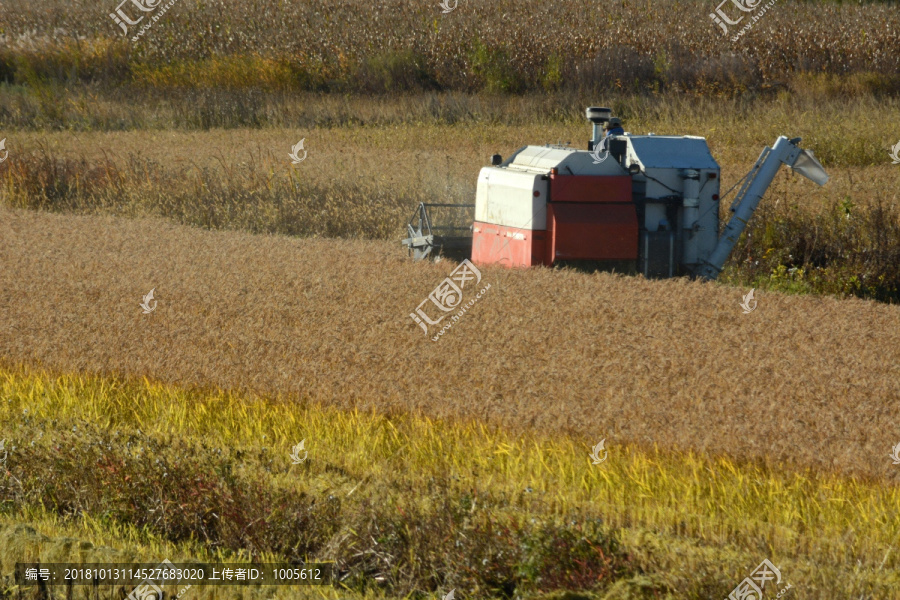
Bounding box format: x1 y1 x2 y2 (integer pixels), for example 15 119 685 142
1 207 899 480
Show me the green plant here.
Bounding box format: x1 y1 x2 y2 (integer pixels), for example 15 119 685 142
469 39 521 94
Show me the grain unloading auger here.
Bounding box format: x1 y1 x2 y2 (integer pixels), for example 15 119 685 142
402 106 829 278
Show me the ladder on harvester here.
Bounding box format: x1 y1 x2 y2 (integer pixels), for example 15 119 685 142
401 202 474 261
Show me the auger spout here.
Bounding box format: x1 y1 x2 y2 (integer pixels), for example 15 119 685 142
695 136 828 281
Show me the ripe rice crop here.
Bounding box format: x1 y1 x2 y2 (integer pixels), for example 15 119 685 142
1 367 899 598
1 206 898 482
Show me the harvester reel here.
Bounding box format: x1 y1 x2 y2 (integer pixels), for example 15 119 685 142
406 219 433 260
402 202 474 262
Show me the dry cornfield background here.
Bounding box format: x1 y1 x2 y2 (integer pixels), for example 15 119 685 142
1 0 900 95
1 206 899 481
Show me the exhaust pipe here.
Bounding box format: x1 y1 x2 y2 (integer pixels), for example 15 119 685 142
586 106 612 149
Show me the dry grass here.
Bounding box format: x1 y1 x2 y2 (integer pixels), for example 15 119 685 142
2 367 899 599
1 206 899 481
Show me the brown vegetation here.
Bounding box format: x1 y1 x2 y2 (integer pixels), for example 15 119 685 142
2 0 900 96
0 419 630 597
2 206 899 481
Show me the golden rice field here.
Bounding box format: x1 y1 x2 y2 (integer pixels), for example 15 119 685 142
3 1 900 598
1 367 899 599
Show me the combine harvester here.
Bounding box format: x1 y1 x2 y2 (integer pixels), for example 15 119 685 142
402 106 829 279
